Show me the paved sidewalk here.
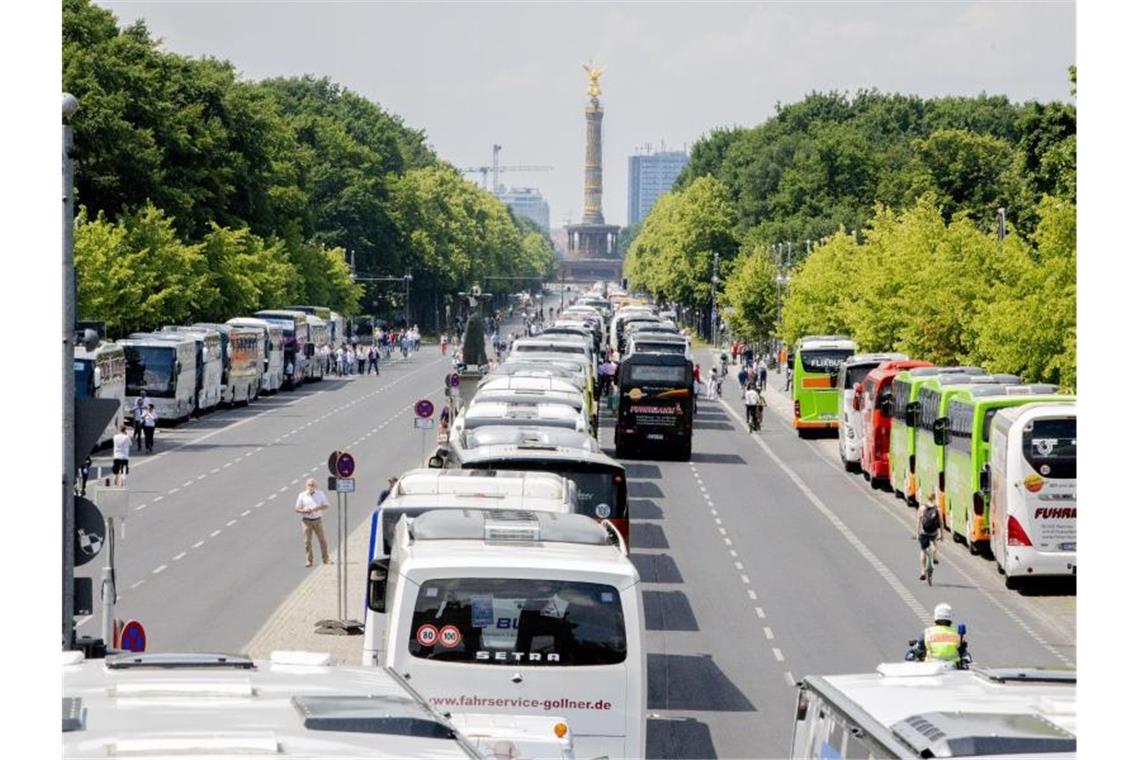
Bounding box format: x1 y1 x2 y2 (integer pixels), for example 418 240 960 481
243 514 374 664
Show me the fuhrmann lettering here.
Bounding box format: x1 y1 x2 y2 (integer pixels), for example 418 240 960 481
476 650 560 662
430 694 614 711
1034 507 1076 519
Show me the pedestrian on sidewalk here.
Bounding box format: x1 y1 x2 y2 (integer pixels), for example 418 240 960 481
693 363 702 396
759 364 768 392
367 345 380 375
131 395 147 451
142 404 158 453
356 345 367 375
737 365 748 398
295 478 332 567
111 424 131 486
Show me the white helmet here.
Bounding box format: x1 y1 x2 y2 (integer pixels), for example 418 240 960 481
934 603 953 623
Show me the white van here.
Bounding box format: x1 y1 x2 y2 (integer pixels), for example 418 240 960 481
838 353 906 471
986 402 1077 587
364 510 645 759
791 661 1076 758
367 469 577 558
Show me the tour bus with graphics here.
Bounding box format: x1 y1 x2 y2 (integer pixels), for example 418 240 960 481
216 324 264 405
364 509 645 759
792 336 857 436
187 323 239 405
837 353 906 472
74 341 127 448
940 385 1068 555
435 425 630 549
366 469 577 558
227 317 284 394
856 359 933 488
118 336 198 422
615 351 694 460
303 315 329 381
886 366 984 505
985 403 1077 587
254 310 309 388
790 661 1076 758
913 374 1017 512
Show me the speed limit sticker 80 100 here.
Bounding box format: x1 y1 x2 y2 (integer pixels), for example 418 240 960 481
416 624 439 647
439 625 462 648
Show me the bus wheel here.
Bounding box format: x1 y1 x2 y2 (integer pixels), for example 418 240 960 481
952 530 965 545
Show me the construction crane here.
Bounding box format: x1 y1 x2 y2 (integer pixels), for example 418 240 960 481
460 144 553 193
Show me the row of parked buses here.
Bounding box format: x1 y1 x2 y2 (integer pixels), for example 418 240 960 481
789 336 1076 588
74 306 349 448
354 283 695 759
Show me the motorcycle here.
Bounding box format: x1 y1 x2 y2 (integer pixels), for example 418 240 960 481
904 623 973 670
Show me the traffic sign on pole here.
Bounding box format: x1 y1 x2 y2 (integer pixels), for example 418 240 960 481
414 399 435 419
326 451 341 477
335 452 355 478
448 372 461 389
119 619 147 652
74 496 105 567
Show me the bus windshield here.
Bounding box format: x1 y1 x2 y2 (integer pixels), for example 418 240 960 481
843 364 877 389
124 346 176 397
1023 418 1076 479
801 350 853 373
408 578 626 666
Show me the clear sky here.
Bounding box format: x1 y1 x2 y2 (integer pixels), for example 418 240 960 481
96 1 1074 228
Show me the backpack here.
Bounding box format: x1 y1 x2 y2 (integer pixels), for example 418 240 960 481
921 505 941 534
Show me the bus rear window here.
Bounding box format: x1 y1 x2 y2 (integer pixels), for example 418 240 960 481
408 578 626 666
634 342 686 355
843 364 876 389
627 365 688 385
1023 418 1076 478
801 350 854 374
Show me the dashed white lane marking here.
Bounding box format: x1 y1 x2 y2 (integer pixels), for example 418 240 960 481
755 607 766 619
724 537 733 546
241 510 251 517
210 468 220 474
196 474 206 480
718 527 728 535
226 519 237 527
130 580 145 590
729 549 738 558
192 540 205 549
773 648 785 662
290 479 300 485
734 561 744 570
152 565 167 575
709 508 718 516
741 574 751 585
267 493 277 500
153 495 163 502
784 671 796 687
173 552 186 561
747 589 758 600
223 462 232 468
763 627 774 640
254 501 265 508
721 402 930 626
210 530 221 537
135 504 147 511
714 517 723 525
168 488 179 494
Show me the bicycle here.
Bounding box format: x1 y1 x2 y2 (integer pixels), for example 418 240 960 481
919 534 935 585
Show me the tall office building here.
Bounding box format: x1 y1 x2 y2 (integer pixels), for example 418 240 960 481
497 186 550 233
627 145 689 226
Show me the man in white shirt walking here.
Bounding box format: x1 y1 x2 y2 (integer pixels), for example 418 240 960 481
294 478 331 567
111 424 132 486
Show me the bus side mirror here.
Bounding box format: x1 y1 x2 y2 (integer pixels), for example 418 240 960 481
933 417 949 446
878 393 893 415
828 370 839 389
367 557 390 613
427 454 444 469
904 402 920 428
979 465 991 494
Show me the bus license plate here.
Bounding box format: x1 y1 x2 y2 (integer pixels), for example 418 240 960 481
647 433 664 440
1059 542 1076 551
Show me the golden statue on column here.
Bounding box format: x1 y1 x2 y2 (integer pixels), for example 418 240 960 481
583 63 605 99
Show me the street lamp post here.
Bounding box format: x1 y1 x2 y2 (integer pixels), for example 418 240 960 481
711 252 720 347
63 93 79 652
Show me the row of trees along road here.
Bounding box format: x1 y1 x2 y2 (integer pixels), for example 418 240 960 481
64 0 555 337
624 72 1075 390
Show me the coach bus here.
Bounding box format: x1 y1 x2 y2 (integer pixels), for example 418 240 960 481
987 402 1077 587
437 425 631 548
74 341 127 448
118 336 198 422
253 310 308 388
227 317 284 394
615 352 694 460
147 329 224 415
886 366 984 505
837 352 906 472
792 336 857 436
941 386 1069 556
855 359 933 488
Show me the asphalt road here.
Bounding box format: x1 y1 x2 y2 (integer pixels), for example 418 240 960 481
77 341 1076 759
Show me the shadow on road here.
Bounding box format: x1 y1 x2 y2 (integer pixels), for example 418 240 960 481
1014 576 1077 597
630 499 665 520
633 523 670 549
631 553 684 583
646 718 717 759
643 590 699 631
688 452 747 465
629 481 665 498
624 463 664 479
693 421 734 431
648 653 756 711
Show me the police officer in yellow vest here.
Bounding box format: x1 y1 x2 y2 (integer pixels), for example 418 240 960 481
923 603 961 664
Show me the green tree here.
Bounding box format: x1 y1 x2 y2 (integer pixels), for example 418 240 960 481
722 248 779 342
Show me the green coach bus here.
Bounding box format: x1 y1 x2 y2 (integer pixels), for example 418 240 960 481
886 366 984 505
914 374 1021 513
939 385 1070 555
792 336 857 437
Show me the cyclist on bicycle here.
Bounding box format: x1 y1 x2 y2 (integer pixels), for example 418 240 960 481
916 495 942 581
744 383 761 431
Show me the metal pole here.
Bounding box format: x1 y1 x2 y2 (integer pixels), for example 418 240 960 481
63 93 79 651
404 274 411 327
100 517 116 647
336 492 344 622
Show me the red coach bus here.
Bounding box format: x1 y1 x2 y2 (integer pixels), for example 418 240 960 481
855 359 934 489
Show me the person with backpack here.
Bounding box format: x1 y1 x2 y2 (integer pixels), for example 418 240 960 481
915 496 943 581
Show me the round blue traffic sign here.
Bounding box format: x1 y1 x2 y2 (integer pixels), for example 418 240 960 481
120 619 147 652
448 372 461 388
335 452 355 478
415 399 435 419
